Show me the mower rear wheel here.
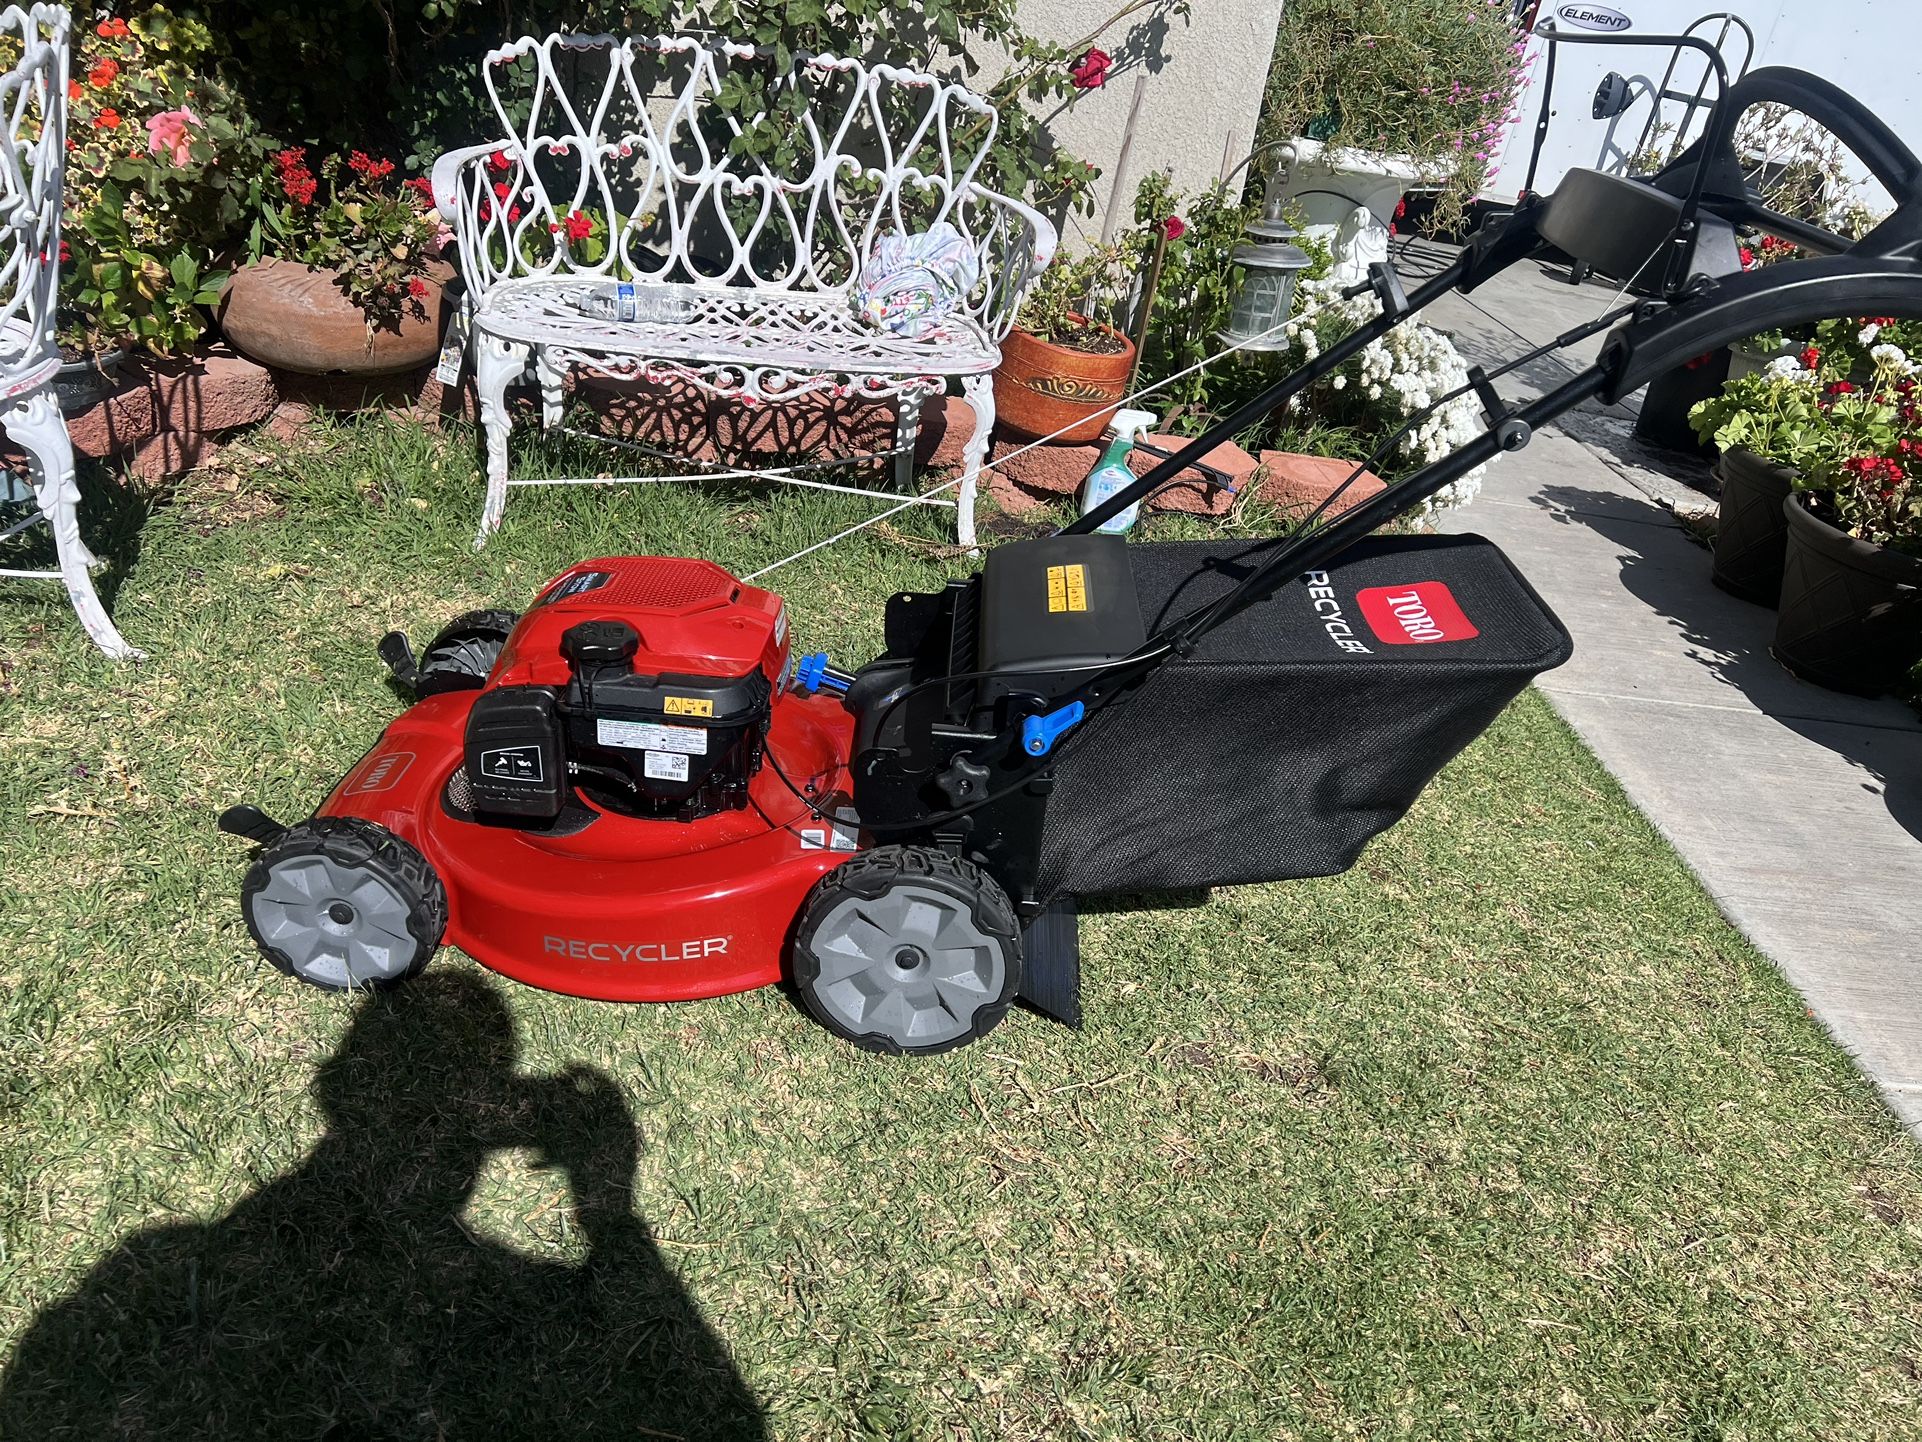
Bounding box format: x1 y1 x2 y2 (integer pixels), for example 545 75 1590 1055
242 818 447 992
416 608 520 695
792 846 1022 1055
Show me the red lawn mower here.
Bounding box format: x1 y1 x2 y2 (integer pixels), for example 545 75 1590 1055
222 62 1922 1052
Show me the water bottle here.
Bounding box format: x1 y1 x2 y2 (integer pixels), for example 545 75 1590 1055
575 281 646 322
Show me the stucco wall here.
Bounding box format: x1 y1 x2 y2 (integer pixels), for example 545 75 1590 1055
1012 0 1286 246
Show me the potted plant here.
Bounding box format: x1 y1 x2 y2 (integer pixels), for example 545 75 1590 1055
1772 351 1922 696
51 310 130 415
993 242 1138 444
219 148 451 375
1689 354 1827 604
1256 0 1525 275
59 11 274 366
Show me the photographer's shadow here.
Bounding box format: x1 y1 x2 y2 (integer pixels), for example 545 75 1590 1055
0 972 766 1441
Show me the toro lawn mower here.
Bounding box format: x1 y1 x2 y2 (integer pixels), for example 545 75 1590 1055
223 60 1922 1053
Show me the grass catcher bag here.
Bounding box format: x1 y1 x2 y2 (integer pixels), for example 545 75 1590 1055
1036 533 1572 901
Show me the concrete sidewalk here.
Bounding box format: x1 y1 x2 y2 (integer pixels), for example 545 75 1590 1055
1417 251 1922 1136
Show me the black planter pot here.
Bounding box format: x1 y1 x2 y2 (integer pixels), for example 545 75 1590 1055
1711 447 1797 605
1773 495 1922 697
52 347 127 415
1634 347 1729 454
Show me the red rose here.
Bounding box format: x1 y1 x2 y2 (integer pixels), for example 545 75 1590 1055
1162 215 1186 242
1069 48 1111 90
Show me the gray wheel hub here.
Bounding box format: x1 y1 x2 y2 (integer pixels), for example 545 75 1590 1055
808 882 1007 1047
249 853 420 989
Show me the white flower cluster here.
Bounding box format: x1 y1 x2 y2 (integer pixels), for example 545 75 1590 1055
1283 277 1489 516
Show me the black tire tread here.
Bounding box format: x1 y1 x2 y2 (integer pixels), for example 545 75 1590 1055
791 844 1021 1056
241 817 447 992
417 608 520 692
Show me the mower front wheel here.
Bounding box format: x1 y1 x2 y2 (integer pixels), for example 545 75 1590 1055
792 845 1022 1056
241 818 447 992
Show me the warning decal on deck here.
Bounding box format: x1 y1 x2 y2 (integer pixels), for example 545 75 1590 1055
1046 563 1089 613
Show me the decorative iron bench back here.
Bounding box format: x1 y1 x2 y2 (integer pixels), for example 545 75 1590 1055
447 34 1027 308
0 3 67 372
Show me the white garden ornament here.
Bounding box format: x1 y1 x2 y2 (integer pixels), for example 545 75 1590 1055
431 34 1057 550
0 4 138 658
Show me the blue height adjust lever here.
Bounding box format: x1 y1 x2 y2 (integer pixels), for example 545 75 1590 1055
1021 701 1085 757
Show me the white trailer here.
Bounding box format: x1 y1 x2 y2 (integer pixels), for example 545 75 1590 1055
1483 0 1922 211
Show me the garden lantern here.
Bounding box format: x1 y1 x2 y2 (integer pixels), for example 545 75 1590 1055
1221 150 1311 354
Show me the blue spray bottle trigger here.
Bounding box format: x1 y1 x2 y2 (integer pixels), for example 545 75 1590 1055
1022 700 1085 756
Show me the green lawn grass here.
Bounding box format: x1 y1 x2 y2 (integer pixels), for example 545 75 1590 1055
1 416 1920 1440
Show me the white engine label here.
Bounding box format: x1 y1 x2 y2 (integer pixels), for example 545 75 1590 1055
597 718 708 754
643 750 690 781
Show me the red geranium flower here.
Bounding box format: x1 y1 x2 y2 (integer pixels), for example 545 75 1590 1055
93 108 121 130
88 57 118 87
66 80 81 101
408 276 428 300
1162 215 1186 242
1739 245 1755 268
488 149 514 171
347 150 396 181
493 181 511 200
563 209 593 243
1069 48 1111 90
1800 345 1821 369
1826 380 1858 396
95 17 129 38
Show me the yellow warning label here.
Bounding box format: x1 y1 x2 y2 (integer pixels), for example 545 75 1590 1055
663 696 715 717
1045 563 1089 614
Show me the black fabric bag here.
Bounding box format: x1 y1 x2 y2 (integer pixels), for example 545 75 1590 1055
1035 533 1571 901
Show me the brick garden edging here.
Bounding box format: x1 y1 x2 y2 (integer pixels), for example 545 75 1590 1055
13 349 1386 526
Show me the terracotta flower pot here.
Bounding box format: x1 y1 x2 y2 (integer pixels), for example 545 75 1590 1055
1772 494 1922 697
1711 446 1797 606
993 320 1136 445
217 257 452 376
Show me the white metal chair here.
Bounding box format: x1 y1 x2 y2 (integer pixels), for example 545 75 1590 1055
0 3 137 658
431 34 1056 551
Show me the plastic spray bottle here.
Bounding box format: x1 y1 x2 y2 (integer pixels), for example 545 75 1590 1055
1078 407 1159 535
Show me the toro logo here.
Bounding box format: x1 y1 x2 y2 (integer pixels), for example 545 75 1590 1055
346 750 415 795
1356 581 1480 645
1557 3 1631 32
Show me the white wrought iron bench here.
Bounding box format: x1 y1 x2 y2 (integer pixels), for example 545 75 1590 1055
0 3 138 658
432 33 1057 550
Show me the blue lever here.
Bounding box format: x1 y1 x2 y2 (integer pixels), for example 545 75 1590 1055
792 651 829 694
1021 701 1085 757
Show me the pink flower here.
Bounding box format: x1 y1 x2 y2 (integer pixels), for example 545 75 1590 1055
145 105 200 168
1069 48 1111 90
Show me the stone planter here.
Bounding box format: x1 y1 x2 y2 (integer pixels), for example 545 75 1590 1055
1773 493 1922 696
1272 136 1425 285
217 257 451 376
1711 446 1797 605
992 320 1136 445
